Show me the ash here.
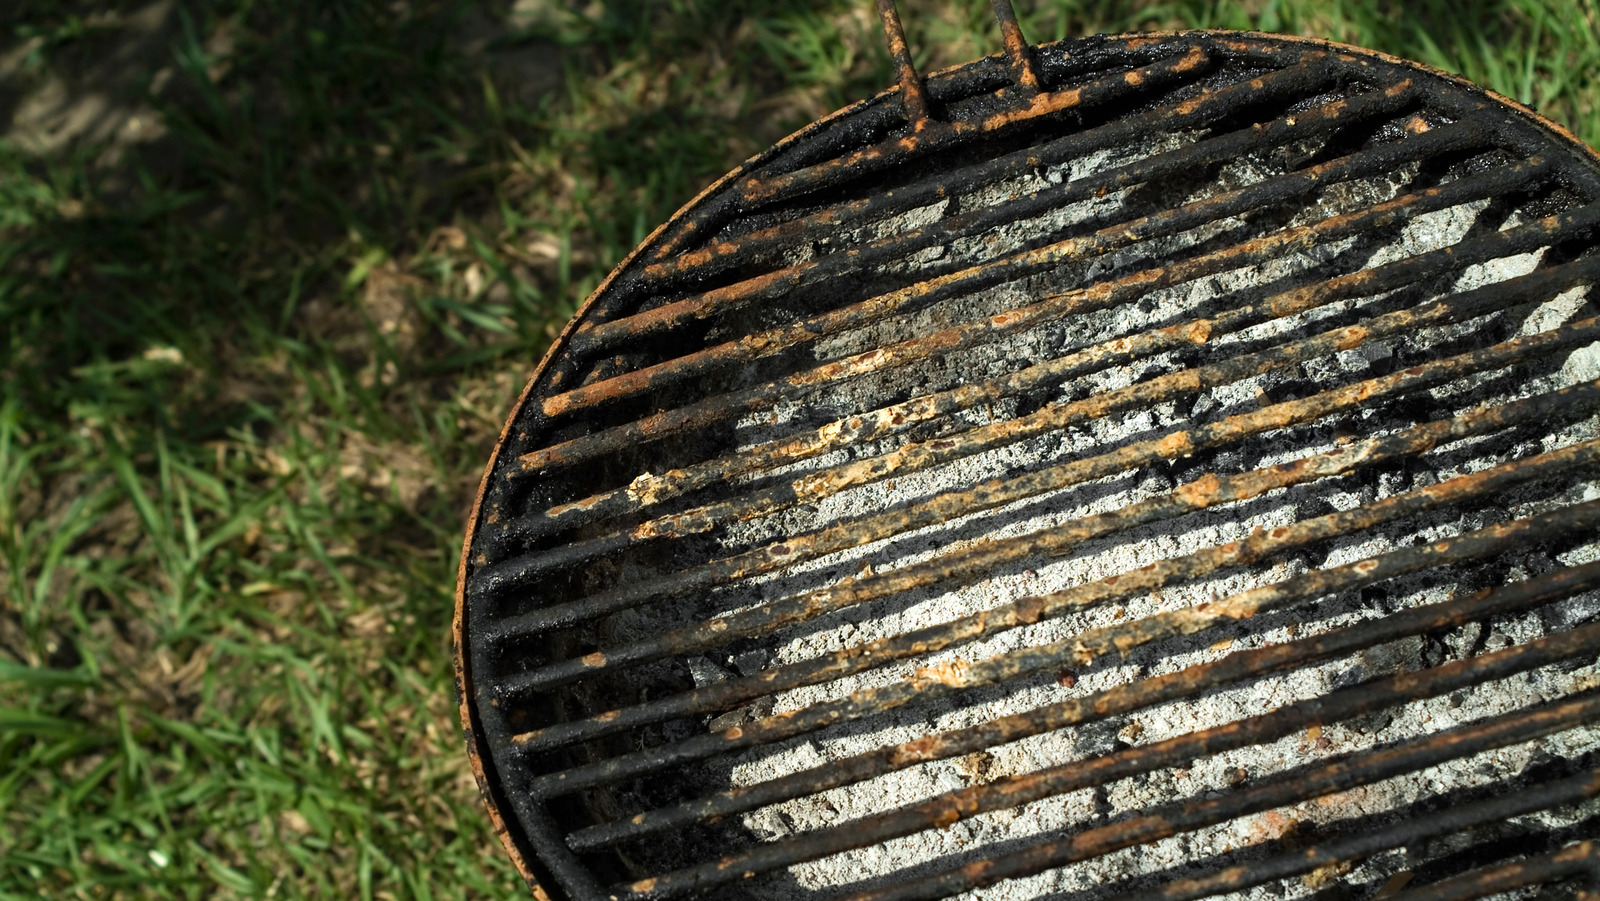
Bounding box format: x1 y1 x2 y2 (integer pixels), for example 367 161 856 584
702 115 1600 901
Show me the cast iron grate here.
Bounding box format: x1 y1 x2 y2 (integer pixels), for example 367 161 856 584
456 4 1600 900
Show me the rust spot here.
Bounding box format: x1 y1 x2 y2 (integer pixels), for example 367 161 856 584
1176 472 1223 506
892 736 941 766
581 652 606 667
1017 595 1048 625
1158 430 1196 458
1336 325 1370 350
916 658 973 687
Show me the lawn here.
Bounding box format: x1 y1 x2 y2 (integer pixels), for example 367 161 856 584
1 1 1595 898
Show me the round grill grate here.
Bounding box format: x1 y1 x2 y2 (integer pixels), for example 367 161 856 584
457 14 1600 901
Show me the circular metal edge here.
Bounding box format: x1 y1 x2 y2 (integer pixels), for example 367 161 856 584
451 28 1600 896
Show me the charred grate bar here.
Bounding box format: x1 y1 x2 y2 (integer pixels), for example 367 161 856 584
455 5 1600 901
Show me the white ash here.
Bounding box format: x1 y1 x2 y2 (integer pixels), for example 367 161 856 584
681 124 1600 901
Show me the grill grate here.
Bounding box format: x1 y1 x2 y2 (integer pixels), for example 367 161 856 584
456 5 1600 900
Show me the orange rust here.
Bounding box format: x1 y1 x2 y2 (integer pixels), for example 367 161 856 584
741 44 1217 204
916 657 974 687
1121 34 1167 50
990 308 1027 328
1176 472 1224 506
1173 91 1213 116
543 493 605 518
877 0 930 123
581 651 606 667
1157 430 1197 458
1016 595 1048 625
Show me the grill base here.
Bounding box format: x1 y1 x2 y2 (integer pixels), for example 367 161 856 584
457 20 1600 901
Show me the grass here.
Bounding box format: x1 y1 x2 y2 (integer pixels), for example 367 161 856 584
0 0 1594 898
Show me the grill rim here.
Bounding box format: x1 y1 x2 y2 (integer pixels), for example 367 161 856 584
451 27 1600 898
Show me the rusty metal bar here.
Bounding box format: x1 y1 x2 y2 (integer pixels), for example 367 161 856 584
877 0 931 124
521 462 1600 796
1385 841 1600 901
539 129 1516 429
570 115 1479 370
495 322 1600 664
480 246 1598 617
509 376 1600 748
512 191 1590 548
635 35 1224 270
617 628 1600 898
1109 796 1600 901
990 0 1039 88
740 44 1214 208
642 58 1370 288
813 696 1600 901
566 558 1600 851
507 126 1497 564
517 154 1547 479
491 304 1600 641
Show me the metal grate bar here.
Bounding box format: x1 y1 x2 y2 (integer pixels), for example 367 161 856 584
638 58 1361 288
877 0 931 124
621 633 1600 898
573 86 1436 362
491 310 1600 655
819 696 1600 901
509 195 1593 549
567 559 1600 851
739 46 1213 207
990 0 1039 89
493 313 1600 692
532 140 1523 455
1385 840 1600 901
509 376 1600 744
1116 790 1600 901
511 157 1549 481
523 472 1600 798
487 248 1600 640
505 133 1509 576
